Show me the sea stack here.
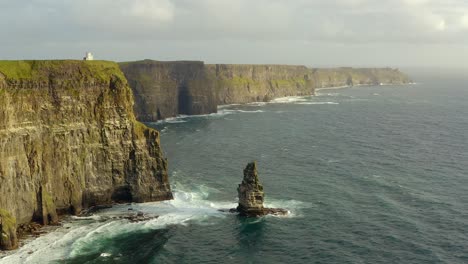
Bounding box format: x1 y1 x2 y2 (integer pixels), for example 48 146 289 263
236 162 287 217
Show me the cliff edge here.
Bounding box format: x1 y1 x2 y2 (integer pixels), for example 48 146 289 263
121 61 411 122
0 60 173 250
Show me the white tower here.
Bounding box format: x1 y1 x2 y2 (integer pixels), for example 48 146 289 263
83 52 94 61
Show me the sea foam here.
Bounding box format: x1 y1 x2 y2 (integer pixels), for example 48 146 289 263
0 182 304 263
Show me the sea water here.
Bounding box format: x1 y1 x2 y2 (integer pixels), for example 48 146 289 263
1 71 468 263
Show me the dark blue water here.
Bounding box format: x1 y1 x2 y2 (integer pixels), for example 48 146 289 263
3 73 468 263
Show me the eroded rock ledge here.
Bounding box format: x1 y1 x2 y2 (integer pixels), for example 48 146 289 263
0 60 173 250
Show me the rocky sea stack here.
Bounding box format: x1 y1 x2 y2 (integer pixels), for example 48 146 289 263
236 162 288 217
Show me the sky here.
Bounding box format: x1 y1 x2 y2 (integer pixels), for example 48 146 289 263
1 0 467 69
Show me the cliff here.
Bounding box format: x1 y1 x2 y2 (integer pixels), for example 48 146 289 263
0 60 172 250
207 65 412 105
121 61 411 122
119 60 217 122
206 64 314 104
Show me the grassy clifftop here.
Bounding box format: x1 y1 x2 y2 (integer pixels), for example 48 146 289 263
0 59 173 250
0 60 125 82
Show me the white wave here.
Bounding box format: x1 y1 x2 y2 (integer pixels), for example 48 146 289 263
246 102 267 107
264 198 311 218
314 85 350 92
151 112 231 125
270 96 308 103
217 103 241 109
164 119 187 124
0 222 106 263
295 101 339 105
152 108 266 125
70 215 102 221
194 111 233 118
147 118 186 125
233 109 264 113
315 92 340 97
1 184 304 263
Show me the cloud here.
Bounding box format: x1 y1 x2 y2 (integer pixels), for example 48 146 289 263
461 14 468 28
2 0 466 42
126 0 174 21
0 0 467 68
70 0 175 30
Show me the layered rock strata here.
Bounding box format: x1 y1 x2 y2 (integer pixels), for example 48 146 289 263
236 162 287 217
0 60 173 250
119 60 217 121
207 64 314 104
121 60 411 122
207 65 412 105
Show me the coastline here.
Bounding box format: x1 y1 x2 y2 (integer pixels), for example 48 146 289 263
315 85 351 92
314 82 413 92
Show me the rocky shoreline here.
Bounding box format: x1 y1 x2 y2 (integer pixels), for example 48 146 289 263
0 60 173 250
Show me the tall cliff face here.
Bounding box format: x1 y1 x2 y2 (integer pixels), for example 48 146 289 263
308 67 412 88
206 64 314 104
119 60 217 122
0 60 172 250
119 61 411 122
207 64 412 105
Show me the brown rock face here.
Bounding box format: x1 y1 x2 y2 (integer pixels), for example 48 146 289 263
237 162 265 212
119 60 217 122
0 60 173 250
207 65 412 105
236 162 287 217
120 61 412 122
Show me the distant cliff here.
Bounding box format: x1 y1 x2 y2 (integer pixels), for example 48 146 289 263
207 65 412 105
206 64 314 104
0 60 172 250
121 61 411 122
119 60 217 122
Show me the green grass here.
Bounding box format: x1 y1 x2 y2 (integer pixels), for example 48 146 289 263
220 76 262 86
0 208 16 231
0 60 126 82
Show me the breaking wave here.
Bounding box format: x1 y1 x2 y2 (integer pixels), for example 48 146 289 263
296 102 339 105
270 96 310 103
1 183 303 263
149 109 265 125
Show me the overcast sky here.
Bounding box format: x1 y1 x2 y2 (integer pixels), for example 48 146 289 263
1 0 467 68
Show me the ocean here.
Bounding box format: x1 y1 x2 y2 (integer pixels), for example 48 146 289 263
2 71 468 263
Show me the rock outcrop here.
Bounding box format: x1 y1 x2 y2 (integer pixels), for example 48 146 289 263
119 60 217 122
0 60 173 250
121 60 412 122
236 162 287 217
